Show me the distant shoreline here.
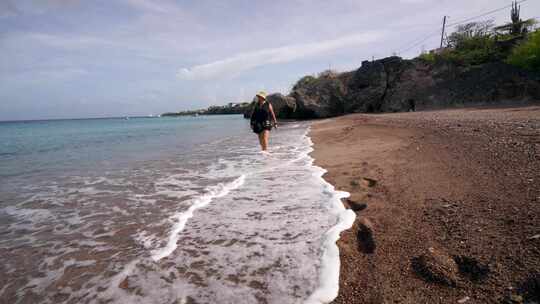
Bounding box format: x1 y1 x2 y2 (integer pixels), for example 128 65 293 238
162 102 251 117
161 112 244 117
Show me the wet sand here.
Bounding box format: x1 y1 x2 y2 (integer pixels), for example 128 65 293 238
310 106 540 303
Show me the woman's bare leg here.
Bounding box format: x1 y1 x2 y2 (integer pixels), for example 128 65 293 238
258 132 265 150
262 130 269 151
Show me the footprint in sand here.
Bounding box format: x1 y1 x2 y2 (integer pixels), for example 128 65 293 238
357 218 376 254
346 198 368 212
350 177 378 188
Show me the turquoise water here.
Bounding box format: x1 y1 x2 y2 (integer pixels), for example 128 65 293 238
0 115 249 180
0 116 354 304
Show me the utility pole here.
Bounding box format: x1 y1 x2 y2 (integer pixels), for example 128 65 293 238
440 15 447 49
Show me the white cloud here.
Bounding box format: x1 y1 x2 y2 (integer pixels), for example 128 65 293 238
399 0 429 3
0 68 88 88
122 0 178 14
0 32 114 51
177 31 385 80
0 0 80 17
24 33 113 49
35 67 88 80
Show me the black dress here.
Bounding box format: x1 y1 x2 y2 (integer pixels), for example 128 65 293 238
250 102 272 134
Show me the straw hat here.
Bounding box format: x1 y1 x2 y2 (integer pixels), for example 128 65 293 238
256 91 267 100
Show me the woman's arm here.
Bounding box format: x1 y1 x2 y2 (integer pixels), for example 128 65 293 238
249 102 256 122
268 103 278 127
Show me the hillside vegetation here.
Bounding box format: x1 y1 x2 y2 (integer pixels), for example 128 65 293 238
419 15 539 70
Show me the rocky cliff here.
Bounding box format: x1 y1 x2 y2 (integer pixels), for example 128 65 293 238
246 56 540 119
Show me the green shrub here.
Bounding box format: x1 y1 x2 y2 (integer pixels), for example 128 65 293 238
419 37 505 66
450 35 505 65
507 29 540 71
418 52 436 63
292 75 317 91
416 21 505 66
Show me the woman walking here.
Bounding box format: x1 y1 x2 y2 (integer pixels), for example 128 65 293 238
250 91 277 151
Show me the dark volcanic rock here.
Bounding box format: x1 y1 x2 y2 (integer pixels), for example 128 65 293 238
266 93 297 118
346 57 409 113
379 59 436 112
345 57 540 113
425 62 540 107
243 93 297 119
290 71 348 118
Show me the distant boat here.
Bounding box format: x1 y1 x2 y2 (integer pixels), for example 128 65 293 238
124 117 130 120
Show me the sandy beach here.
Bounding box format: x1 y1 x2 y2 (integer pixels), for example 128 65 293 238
310 106 540 303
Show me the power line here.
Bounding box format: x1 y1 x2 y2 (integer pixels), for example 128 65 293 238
393 0 532 57
397 30 440 55
392 26 440 57
446 0 529 27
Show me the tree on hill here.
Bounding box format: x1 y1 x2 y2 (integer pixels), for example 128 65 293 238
446 20 495 49
439 20 505 65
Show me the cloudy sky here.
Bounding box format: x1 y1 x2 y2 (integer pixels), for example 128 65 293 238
1 0 538 120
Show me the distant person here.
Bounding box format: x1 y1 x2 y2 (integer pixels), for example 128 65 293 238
408 98 416 112
250 91 277 151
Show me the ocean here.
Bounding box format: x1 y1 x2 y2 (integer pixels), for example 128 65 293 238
0 115 355 304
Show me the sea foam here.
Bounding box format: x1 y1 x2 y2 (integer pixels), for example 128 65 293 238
302 130 357 304
151 174 246 261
